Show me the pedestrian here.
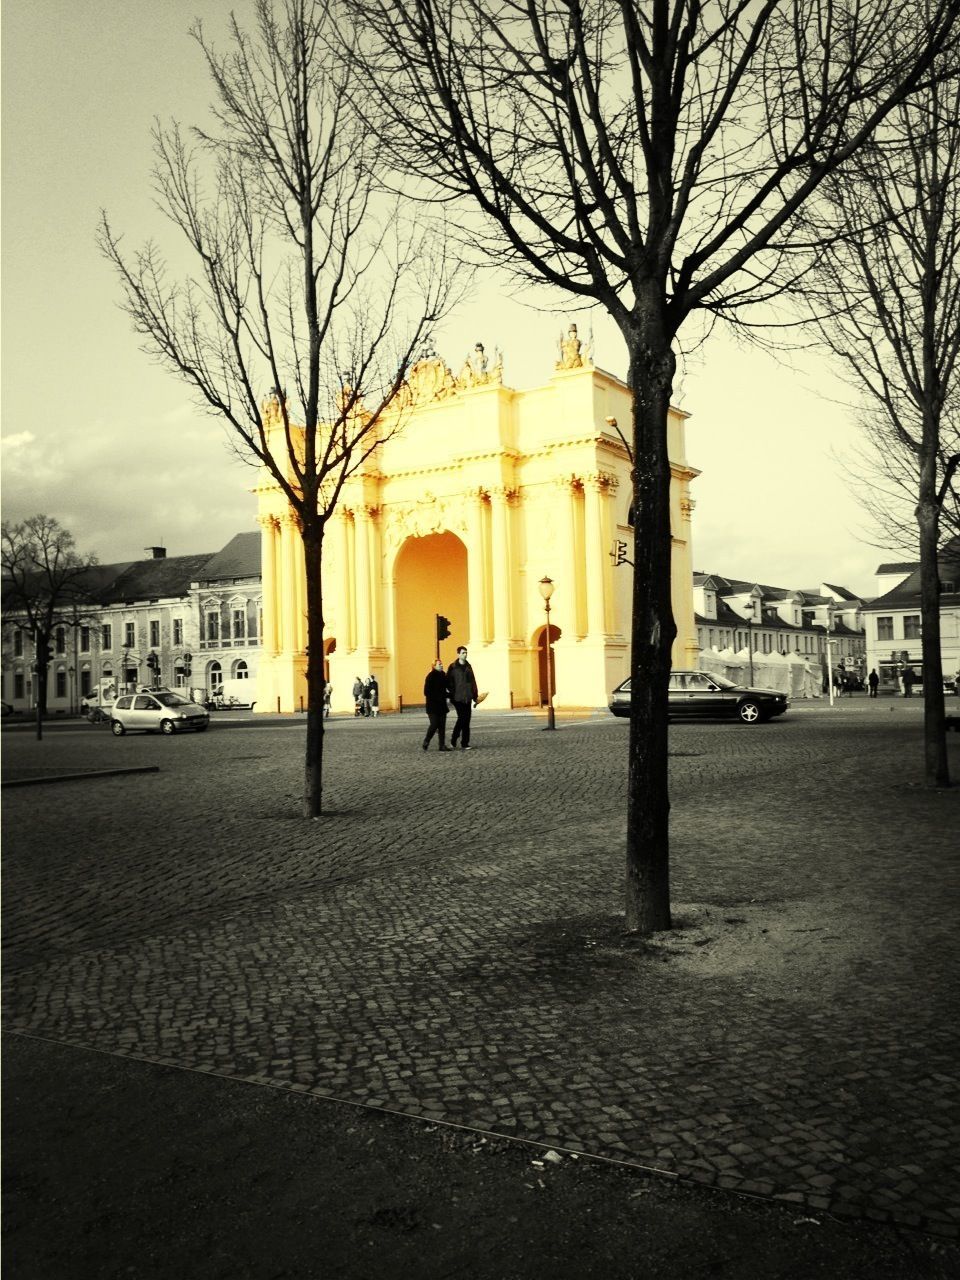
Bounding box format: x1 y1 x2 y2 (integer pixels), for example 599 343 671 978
323 681 332 717
902 665 916 698
366 674 379 717
868 668 879 698
352 675 364 716
447 644 479 750
422 660 450 751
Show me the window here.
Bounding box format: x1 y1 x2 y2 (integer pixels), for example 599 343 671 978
205 611 219 642
124 622 136 648
80 626 90 652
55 627 66 654
14 673 25 699
14 629 23 657
762 633 772 654
173 618 183 646
102 623 113 650
904 615 921 639
55 669 67 698
941 579 955 593
81 669 92 697
877 616 894 640
209 661 223 691
233 608 246 641
150 620 160 648
234 659 249 681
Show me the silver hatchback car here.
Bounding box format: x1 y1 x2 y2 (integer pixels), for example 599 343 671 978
111 690 210 736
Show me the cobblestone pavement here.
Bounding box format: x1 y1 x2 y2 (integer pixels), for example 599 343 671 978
3 698 959 1238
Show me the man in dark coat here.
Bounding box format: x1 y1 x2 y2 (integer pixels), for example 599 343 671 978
422 661 450 751
447 645 480 750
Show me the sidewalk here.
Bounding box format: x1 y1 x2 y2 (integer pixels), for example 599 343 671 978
3 709 959 1270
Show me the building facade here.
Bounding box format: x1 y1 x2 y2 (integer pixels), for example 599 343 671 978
861 539 960 692
254 338 701 714
2 539 263 715
190 532 263 706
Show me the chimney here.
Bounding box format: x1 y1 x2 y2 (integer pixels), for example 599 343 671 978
145 546 167 559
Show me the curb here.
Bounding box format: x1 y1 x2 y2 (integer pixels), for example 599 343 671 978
1 766 161 789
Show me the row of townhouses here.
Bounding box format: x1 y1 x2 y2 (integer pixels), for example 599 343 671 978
693 574 867 674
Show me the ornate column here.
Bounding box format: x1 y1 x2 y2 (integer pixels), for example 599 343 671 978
354 504 372 652
294 524 307 652
466 488 489 645
258 515 280 654
490 486 517 643
279 515 301 653
584 474 615 638
366 506 383 649
331 508 352 651
554 476 582 640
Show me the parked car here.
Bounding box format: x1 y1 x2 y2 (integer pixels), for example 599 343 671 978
609 671 789 724
110 690 210 736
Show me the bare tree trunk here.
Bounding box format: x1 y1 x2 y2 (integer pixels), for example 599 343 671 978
918 478 950 788
303 527 326 817
34 642 48 742
624 325 677 933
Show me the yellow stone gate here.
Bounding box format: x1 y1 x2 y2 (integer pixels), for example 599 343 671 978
254 337 700 714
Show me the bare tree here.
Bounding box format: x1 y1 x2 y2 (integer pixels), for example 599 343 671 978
345 0 960 930
837 415 959 558
1 516 98 740
800 55 960 786
99 0 457 817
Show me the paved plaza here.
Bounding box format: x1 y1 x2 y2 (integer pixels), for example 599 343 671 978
3 698 959 1261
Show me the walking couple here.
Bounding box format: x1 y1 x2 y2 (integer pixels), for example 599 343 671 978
423 646 481 752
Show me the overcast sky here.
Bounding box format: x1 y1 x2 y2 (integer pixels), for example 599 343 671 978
2 0 900 599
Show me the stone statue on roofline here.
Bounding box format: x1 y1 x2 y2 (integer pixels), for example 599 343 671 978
556 322 592 370
457 340 504 389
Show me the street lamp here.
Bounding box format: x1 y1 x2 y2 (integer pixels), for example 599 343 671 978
538 576 556 731
744 613 754 685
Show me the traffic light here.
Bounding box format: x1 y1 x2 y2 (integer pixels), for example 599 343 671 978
436 614 451 642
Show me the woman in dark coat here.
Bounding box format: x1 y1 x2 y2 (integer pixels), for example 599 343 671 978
422 660 451 752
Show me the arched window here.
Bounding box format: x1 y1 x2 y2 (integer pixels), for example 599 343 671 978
209 661 223 691
627 502 635 527
233 659 249 681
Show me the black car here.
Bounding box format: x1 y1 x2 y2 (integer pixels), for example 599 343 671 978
609 670 789 724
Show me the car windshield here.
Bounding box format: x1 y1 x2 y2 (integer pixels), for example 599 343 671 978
702 672 738 690
154 692 189 708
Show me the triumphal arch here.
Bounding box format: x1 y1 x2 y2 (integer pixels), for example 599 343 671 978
254 329 700 714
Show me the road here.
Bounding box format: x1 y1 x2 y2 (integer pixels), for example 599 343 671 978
3 700 959 1276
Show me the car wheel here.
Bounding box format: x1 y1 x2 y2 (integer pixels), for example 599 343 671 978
738 700 762 724
111 720 125 736
160 719 176 735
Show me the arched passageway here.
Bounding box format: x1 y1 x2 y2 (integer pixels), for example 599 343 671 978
535 623 561 705
394 532 469 707
323 637 336 684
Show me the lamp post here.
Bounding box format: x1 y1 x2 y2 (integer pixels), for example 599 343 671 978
538 576 556 731
744 613 754 685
